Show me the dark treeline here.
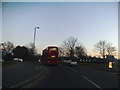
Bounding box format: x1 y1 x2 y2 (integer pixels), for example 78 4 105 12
1 44 40 61
0 38 118 62
12 46 29 61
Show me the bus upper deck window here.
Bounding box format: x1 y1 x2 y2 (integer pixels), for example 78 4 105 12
50 48 57 51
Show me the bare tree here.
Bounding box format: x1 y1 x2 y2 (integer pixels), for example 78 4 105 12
60 37 87 58
94 40 107 58
62 37 78 57
0 42 14 61
106 42 116 55
75 45 87 57
26 42 37 55
0 41 14 53
58 47 66 57
94 40 116 58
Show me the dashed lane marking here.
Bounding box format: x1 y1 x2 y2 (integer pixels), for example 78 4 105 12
82 75 102 90
23 71 49 88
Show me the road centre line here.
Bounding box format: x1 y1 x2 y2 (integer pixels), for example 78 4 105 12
65 66 78 73
67 66 102 89
10 70 45 88
23 71 49 88
82 75 102 89
71 68 78 73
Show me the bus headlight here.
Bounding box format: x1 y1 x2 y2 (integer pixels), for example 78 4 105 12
51 56 56 58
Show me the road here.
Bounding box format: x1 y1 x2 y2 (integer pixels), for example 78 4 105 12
2 61 49 88
34 64 119 89
2 62 119 89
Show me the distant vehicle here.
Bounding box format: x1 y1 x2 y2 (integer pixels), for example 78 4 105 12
65 60 72 64
38 60 41 62
14 58 23 62
70 60 77 66
41 46 59 65
70 57 77 66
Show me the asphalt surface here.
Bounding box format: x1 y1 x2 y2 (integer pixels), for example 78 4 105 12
34 64 119 88
2 62 119 89
2 61 48 88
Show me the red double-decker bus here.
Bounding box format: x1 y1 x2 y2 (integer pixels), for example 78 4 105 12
42 46 59 65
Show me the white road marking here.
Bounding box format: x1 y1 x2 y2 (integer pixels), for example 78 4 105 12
82 75 102 89
66 66 102 89
66 66 78 73
23 71 49 88
71 68 78 73
10 71 45 88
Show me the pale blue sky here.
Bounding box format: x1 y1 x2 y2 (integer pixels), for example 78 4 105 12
2 2 118 56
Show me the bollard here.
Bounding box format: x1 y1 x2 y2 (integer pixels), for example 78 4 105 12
108 62 113 69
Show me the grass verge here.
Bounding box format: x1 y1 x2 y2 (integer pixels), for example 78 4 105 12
78 62 119 73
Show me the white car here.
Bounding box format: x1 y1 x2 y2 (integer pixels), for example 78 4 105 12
66 60 72 63
14 58 23 62
70 60 77 66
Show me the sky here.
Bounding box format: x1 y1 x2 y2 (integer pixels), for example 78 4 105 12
2 2 118 57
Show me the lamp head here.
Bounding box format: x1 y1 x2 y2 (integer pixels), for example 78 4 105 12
36 26 39 29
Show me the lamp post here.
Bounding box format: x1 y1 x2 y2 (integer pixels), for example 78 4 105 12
33 26 39 49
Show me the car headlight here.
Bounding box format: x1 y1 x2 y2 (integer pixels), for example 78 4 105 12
20 59 23 62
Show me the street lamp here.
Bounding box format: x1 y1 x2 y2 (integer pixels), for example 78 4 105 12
33 26 39 49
